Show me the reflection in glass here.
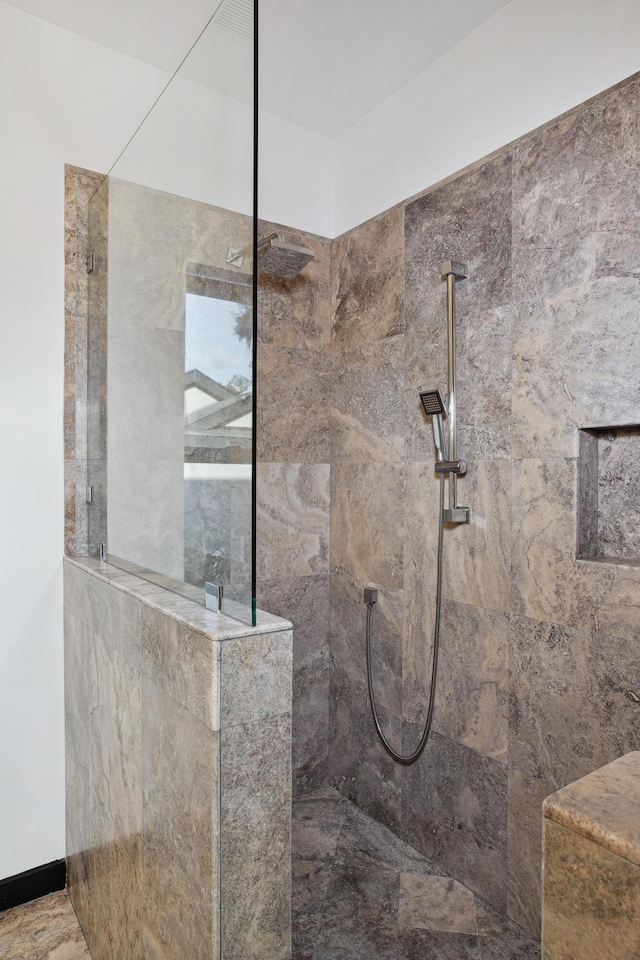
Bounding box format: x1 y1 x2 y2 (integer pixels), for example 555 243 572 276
183 274 253 610
86 0 257 625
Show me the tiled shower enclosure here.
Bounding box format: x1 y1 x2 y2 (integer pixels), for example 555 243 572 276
256 70 640 938
65 68 640 953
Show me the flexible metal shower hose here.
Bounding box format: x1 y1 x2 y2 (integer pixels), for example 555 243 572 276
365 473 445 765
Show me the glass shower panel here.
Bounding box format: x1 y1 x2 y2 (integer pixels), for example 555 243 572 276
86 2 257 625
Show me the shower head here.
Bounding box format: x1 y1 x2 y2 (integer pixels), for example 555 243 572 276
257 238 315 279
226 231 315 279
419 389 447 418
419 388 447 461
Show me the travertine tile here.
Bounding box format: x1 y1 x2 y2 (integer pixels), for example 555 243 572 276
456 306 514 461
542 818 640 960
183 473 234 588
256 462 330 581
512 76 640 303
402 730 508 911
89 633 143 960
64 611 96 895
404 153 512 464
293 913 399 960
291 790 540 960
257 576 330 793
512 278 640 459
329 664 402 835
399 873 477 933
331 462 404 589
506 622 640 934
0 891 90 960
507 769 551 936
292 859 339 916
402 461 442 617
332 208 404 349
257 343 331 462
220 629 292 726
509 615 599 789
335 206 404 271
142 679 218 960
332 336 405 462
292 802 345 863
510 459 581 626
479 937 540 959
431 601 509 765
401 929 481 960
597 427 640 561
405 304 514 464
475 897 538 941
303 841 398 928
220 715 292 960
64 560 142 666
141 604 221 731
108 455 185 582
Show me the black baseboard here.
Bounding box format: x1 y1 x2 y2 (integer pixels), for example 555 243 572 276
0 859 66 912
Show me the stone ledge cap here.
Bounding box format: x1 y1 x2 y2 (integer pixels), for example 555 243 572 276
64 555 292 642
543 752 640 866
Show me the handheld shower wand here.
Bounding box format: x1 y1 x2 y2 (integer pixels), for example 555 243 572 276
418 388 446 461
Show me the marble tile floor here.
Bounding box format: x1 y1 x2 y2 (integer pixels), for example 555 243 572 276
0 889 90 960
293 789 540 960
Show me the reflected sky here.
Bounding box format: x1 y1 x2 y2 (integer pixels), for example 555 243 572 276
185 292 252 388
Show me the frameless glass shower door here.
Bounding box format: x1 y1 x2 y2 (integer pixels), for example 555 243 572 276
86 0 257 625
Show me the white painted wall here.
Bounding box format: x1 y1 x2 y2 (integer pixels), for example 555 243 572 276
333 0 640 236
112 78 334 236
0 2 169 881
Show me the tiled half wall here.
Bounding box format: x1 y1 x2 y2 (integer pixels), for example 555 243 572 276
64 556 292 960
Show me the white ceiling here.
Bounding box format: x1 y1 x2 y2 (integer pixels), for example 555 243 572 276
4 0 511 139
260 0 511 138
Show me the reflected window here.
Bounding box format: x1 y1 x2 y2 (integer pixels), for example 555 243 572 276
183 269 253 598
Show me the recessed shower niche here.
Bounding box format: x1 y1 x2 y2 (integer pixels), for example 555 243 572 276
577 425 640 564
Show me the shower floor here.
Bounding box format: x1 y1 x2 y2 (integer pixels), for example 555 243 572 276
292 788 540 960
0 791 540 959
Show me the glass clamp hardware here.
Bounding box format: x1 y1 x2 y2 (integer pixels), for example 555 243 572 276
205 582 224 612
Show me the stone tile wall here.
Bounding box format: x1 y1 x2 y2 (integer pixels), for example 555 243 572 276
255 220 333 795
327 73 640 936
64 166 105 556
64 556 292 960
